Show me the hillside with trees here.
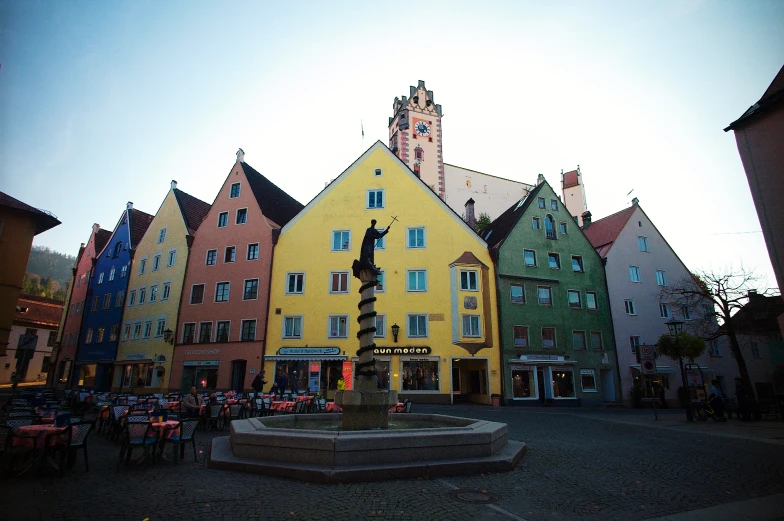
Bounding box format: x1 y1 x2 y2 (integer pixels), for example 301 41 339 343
23 246 76 301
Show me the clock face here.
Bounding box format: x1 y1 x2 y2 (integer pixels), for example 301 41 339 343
414 120 431 137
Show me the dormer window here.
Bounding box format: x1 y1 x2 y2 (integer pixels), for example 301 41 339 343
414 146 424 160
112 242 122 258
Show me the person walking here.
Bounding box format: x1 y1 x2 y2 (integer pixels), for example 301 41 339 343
251 371 267 394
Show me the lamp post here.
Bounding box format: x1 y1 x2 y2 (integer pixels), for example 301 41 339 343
666 318 693 422
391 323 400 343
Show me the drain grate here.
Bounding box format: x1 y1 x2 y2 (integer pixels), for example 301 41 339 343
449 489 500 504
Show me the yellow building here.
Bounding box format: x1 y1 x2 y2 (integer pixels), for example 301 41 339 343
263 142 500 404
114 181 210 393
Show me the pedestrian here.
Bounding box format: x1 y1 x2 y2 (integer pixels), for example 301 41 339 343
653 382 668 408
182 386 205 419
276 371 288 398
251 371 267 395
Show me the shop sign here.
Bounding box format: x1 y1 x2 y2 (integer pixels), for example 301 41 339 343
125 352 147 360
552 365 571 371
183 348 221 355
183 360 219 367
373 347 431 355
520 354 562 361
279 347 340 356
342 361 353 390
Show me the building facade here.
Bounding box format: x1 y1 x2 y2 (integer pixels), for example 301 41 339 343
443 164 534 223
170 150 303 392
114 181 210 393
263 142 501 404
481 179 619 406
74 203 153 390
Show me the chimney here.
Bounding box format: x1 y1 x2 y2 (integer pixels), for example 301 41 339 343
537 174 545 185
126 202 133 210
581 211 592 229
92 223 100 234
632 197 639 205
236 148 245 163
170 180 177 190
748 290 758 300
465 198 476 230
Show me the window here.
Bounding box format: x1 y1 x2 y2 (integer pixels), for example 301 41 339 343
638 236 649 252
571 256 583 272
630 336 641 353
708 340 721 357
216 321 230 342
548 253 560 269
329 315 349 338
628 266 640 282
158 228 166 243
567 290 581 308
544 215 556 239
624 299 636 315
199 322 212 343
149 285 158 303
162 282 171 301
230 182 241 198
580 370 597 392
524 250 536 267
551 199 558 211
128 290 137 307
559 222 567 234
407 227 425 248
367 189 384 209
538 286 552 306
656 270 667 286
190 284 205 304
112 242 122 258
156 319 166 337
102 293 112 309
532 217 540 230
586 292 597 310
375 271 385 292
332 230 351 251
401 360 439 391
225 246 236 263
215 282 230 302
330 272 349 293
553 369 575 398
218 212 228 227
139 258 147 274
407 314 428 338
283 316 302 339
682 306 691 320
414 146 423 160
537 197 545 209
91 296 100 312
98 272 104 284
115 290 125 307
133 323 142 340
241 320 256 341
244 279 259 300
513 326 529 347
573 331 586 350
374 314 385 338
182 323 195 344
751 343 762 359
511 284 525 304
286 273 304 294
542 327 556 348
109 267 115 281
45 330 56 347
206 250 217 266
462 315 481 337
96 327 105 343
460 270 478 291
247 243 259 260
167 250 176 267
659 303 670 318
590 331 603 350
122 324 132 341
85 328 93 344
120 265 127 278
407 270 427 292
143 321 152 339
152 255 161 271
374 229 386 249
236 208 247 224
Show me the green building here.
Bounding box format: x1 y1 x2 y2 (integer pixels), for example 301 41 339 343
480 179 619 406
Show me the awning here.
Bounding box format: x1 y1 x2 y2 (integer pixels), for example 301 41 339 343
113 359 154 365
630 364 678 374
509 359 576 365
265 355 347 361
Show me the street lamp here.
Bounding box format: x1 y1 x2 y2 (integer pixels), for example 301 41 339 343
391 323 400 343
666 318 693 422
163 328 175 345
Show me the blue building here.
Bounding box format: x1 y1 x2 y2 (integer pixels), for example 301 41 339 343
74 202 153 390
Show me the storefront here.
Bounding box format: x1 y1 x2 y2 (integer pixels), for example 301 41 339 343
111 352 168 393
507 355 580 406
170 343 259 393
265 347 348 399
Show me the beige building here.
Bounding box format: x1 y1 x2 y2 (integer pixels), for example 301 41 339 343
443 163 533 222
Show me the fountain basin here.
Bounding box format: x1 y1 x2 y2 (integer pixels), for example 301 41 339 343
210 413 527 483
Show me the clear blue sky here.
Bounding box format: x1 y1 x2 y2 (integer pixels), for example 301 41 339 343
2 0 783 290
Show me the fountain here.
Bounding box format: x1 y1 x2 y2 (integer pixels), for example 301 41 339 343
210 219 526 482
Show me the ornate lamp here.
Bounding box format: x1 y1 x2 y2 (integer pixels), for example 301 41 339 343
163 328 174 345
391 323 400 343
665 318 683 336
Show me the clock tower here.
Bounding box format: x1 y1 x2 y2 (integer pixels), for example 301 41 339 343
389 81 445 199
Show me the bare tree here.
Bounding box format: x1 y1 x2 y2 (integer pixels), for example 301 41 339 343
662 266 773 402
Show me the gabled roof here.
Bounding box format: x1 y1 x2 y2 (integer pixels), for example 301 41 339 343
563 170 579 189
240 162 304 227
14 294 64 329
729 293 784 334
173 188 211 235
582 204 637 258
479 182 545 256
0 191 60 235
94 229 112 254
450 251 488 269
725 64 784 131
129 208 154 249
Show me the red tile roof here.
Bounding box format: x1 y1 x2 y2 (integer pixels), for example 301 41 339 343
562 170 579 189
129 208 154 249
479 182 545 256
14 294 64 329
174 189 211 235
582 205 637 258
94 229 112 254
725 64 784 131
0 191 61 235
241 162 304 227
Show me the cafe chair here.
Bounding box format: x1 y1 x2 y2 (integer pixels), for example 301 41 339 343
206 404 225 431
109 405 130 439
227 404 244 424
292 401 308 414
166 419 199 464
118 421 158 470
42 424 72 475
403 400 413 413
68 421 94 472
2 424 39 474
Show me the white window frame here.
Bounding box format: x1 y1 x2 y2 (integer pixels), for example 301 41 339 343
328 315 349 339
659 303 671 319
374 314 386 338
624 299 636 315
139 257 147 275
630 335 641 353
218 212 229 228
567 289 581 309
243 278 259 300
638 236 649 252
537 286 552 306
406 313 428 338
143 320 153 339
580 369 598 392
524 249 536 267
128 290 136 307
571 256 583 272
332 230 351 251
241 319 257 342
98 272 104 284
109 267 115 281
206 249 217 266
149 284 158 303
230 182 241 198
586 291 598 310
190 284 205 305
152 254 161 272
155 318 166 337
247 243 259 261
167 249 177 267
629 265 640 283
215 321 231 342
406 269 428 292
283 315 303 339
407 227 426 249
236 207 248 225
462 315 481 338
224 246 236 263
656 270 667 286
511 284 525 304
162 281 171 301
138 287 146 305
286 273 305 295
460 270 479 291
366 189 385 209
374 229 386 250
548 252 561 269
158 228 167 243
329 271 350 294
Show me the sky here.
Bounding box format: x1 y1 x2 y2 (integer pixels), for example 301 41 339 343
1 0 783 291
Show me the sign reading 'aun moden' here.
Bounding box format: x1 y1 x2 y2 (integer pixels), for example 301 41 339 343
373 347 432 355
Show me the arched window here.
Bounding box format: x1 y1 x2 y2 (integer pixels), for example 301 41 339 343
112 242 122 258
544 215 557 239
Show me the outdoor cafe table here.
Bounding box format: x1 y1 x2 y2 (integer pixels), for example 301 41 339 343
150 420 180 440
12 425 68 448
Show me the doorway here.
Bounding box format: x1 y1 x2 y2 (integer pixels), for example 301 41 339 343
451 358 489 404
230 360 247 391
600 369 615 403
537 368 545 402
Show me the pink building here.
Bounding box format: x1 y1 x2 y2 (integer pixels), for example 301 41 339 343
170 150 303 392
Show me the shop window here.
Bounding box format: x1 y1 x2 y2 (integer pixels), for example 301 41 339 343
512 369 535 398
401 360 439 391
580 369 597 392
552 369 575 398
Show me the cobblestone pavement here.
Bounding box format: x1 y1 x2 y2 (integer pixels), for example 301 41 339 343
2 405 784 521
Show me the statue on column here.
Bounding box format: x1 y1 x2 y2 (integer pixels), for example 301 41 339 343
353 219 390 278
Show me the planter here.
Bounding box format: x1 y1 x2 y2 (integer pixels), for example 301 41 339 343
491 395 500 407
